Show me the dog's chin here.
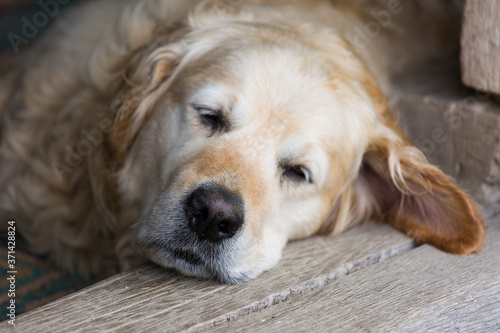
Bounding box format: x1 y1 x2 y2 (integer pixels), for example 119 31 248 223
147 247 258 284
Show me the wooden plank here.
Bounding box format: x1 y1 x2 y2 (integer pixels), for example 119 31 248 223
0 224 414 332
461 1 500 95
202 211 500 333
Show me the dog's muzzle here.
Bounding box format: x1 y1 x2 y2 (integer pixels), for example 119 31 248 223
137 183 250 283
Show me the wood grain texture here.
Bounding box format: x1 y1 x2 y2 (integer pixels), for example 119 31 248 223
202 213 500 333
1 224 414 332
461 0 500 95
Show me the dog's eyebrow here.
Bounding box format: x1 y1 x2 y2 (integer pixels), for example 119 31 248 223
187 84 235 108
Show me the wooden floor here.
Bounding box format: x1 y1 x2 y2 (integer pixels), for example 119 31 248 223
2 206 499 332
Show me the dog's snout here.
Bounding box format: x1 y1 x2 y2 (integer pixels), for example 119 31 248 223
185 186 244 242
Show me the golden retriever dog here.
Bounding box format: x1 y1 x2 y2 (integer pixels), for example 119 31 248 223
0 0 485 283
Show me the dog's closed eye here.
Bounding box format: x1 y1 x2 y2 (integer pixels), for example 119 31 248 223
192 104 228 135
281 164 312 184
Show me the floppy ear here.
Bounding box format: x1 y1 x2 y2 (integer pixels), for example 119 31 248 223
109 41 187 163
352 128 485 255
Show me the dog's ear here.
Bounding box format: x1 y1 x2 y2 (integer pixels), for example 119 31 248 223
109 40 187 163
351 126 485 255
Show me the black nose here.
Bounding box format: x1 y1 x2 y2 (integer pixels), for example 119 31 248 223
185 185 244 242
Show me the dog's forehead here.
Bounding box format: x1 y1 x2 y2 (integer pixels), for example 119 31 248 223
191 44 364 140
181 24 366 121
186 40 350 126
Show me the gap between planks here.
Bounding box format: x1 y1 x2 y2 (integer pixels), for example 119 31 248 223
184 241 416 332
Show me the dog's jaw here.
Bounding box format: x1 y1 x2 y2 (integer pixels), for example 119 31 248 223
139 230 287 284
135 191 288 284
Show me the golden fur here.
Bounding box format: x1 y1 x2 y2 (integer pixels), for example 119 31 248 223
0 0 484 283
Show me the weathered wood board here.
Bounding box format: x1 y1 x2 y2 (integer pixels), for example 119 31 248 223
0 224 414 332
461 1 500 95
200 213 500 333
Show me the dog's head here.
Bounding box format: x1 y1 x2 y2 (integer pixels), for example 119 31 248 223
107 16 484 283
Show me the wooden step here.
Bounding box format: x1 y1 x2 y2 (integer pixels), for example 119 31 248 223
392 63 500 205
461 1 500 96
